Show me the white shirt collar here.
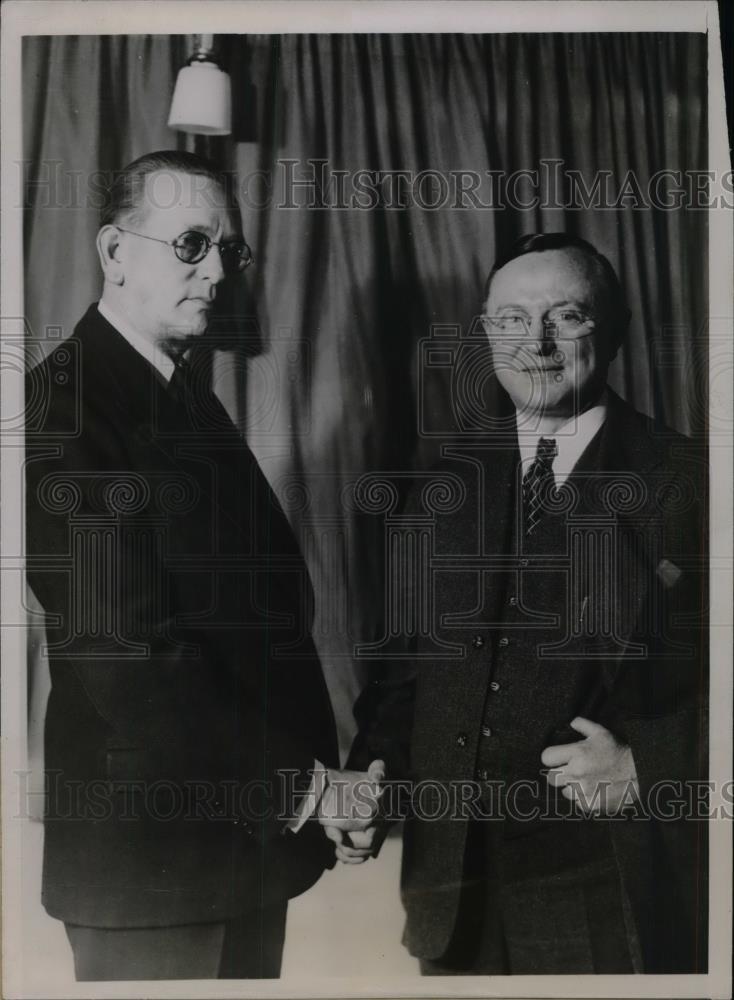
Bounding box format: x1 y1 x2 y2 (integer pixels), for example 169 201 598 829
97 299 177 384
516 390 608 485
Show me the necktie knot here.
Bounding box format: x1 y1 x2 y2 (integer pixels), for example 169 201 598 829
522 437 557 536
536 436 558 465
167 355 193 401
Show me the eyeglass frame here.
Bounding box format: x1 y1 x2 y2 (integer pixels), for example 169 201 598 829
481 307 597 339
115 226 254 272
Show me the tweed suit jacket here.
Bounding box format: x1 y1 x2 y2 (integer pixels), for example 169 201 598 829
352 390 708 972
25 305 338 928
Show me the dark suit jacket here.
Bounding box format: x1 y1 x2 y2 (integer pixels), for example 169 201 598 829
351 391 708 972
25 304 338 928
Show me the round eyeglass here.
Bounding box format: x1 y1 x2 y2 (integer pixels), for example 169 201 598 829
116 227 254 273
482 308 595 339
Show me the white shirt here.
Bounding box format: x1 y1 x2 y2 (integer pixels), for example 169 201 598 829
516 391 608 485
98 299 177 384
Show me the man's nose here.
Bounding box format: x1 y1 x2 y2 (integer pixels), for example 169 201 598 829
527 315 557 353
198 243 225 284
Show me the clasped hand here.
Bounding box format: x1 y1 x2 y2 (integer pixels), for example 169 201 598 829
322 717 638 862
319 759 388 864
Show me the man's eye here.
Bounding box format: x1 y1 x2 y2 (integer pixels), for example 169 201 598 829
178 233 206 253
498 314 527 327
555 310 585 323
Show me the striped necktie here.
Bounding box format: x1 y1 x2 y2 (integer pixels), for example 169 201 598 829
522 437 558 536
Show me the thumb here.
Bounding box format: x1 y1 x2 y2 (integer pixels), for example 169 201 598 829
368 759 386 783
569 716 605 739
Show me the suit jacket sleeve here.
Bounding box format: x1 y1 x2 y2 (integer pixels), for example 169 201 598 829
611 459 708 806
347 483 422 780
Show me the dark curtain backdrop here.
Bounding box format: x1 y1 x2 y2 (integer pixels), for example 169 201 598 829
23 33 708 757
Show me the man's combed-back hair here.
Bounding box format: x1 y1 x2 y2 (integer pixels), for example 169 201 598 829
484 232 628 332
100 150 237 227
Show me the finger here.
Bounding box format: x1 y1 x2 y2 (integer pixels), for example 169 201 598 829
366 760 387 803
339 817 378 833
322 825 343 845
569 716 605 738
366 784 386 804
335 847 368 864
348 828 377 849
543 767 567 789
540 744 577 767
317 785 336 823
339 840 374 859
368 759 386 783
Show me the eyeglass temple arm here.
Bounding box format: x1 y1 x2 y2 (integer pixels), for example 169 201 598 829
116 226 252 264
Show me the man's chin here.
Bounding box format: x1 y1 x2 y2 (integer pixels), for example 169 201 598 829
500 376 575 428
178 302 213 334
160 325 208 354
502 373 564 404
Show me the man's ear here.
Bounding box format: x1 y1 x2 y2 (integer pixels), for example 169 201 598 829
96 225 125 285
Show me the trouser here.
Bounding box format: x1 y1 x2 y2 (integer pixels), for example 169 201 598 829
65 902 288 980
421 819 642 975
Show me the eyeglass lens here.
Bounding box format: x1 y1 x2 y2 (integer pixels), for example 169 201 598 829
173 232 252 272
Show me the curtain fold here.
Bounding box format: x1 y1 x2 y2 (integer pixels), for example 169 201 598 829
23 32 707 757
23 35 192 345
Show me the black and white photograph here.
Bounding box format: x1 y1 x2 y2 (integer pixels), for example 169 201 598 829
1 1 731 997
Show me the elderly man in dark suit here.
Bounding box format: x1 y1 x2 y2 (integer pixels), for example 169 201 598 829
341 233 708 975
25 150 381 981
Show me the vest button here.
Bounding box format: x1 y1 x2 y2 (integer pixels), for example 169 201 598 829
476 768 490 781
471 635 485 649
481 726 492 738
456 733 468 747
508 596 518 606
498 637 509 647
489 680 501 693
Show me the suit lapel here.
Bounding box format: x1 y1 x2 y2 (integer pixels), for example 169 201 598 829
76 306 313 627
562 391 673 665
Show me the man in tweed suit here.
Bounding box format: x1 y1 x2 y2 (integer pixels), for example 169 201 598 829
343 233 708 974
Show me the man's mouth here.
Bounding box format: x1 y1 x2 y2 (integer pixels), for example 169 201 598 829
521 365 564 374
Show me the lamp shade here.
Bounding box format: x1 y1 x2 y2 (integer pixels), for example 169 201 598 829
167 60 231 136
